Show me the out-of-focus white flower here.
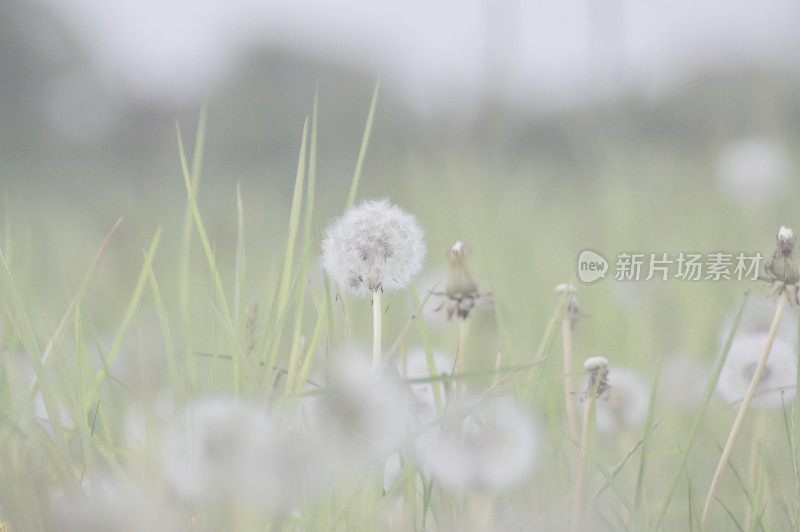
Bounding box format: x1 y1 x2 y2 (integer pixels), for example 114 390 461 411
415 397 539 492
716 332 797 409
307 356 412 475
384 349 453 492
321 199 426 297
161 399 311 507
592 367 649 434
50 478 181 532
715 136 791 207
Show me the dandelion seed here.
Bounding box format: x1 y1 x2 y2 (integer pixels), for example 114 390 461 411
415 397 538 492
716 332 797 409
321 199 426 297
591 366 649 434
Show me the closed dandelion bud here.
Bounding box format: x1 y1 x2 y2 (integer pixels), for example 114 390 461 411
765 226 799 285
446 241 478 298
442 241 491 320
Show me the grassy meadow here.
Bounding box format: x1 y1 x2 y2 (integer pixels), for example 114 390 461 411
2 86 800 531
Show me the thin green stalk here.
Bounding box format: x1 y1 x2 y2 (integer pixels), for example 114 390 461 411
633 352 662 528
701 292 788 530
346 76 380 209
409 284 443 412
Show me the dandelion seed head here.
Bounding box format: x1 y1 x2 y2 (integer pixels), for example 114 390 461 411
416 397 539 492
592 367 649 434
321 199 426 297
716 332 797 409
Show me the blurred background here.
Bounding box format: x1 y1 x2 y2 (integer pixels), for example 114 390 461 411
3 0 800 370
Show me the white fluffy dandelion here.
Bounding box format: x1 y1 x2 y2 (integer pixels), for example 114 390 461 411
322 199 426 366
321 199 426 297
415 397 538 492
717 332 797 409
592 366 649 434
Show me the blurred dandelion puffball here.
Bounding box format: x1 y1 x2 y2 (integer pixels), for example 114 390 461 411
590 367 649 434
160 399 310 506
715 136 791 207
716 333 797 410
415 397 539 492
306 356 413 471
322 199 426 297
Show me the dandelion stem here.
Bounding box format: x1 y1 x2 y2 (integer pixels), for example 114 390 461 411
572 374 599 532
562 313 579 443
745 410 764 532
373 289 382 367
457 319 469 393
701 291 788 530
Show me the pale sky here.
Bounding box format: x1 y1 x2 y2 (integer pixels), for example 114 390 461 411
40 0 800 116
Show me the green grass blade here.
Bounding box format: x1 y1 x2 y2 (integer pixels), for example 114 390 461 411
633 352 663 528
93 227 162 388
653 291 749 529
345 76 379 208
146 264 183 405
